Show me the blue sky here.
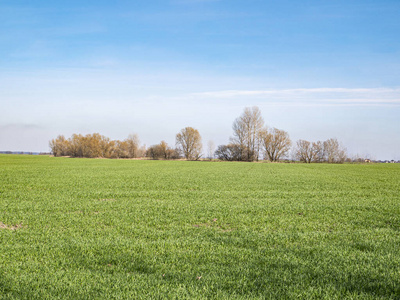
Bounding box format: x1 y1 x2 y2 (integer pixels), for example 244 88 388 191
1 0 399 159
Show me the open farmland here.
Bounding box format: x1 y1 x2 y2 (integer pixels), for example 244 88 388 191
0 155 399 299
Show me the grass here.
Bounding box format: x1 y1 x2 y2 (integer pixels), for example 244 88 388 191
0 154 399 299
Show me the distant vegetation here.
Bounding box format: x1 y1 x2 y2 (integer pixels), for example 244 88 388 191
49 133 145 159
50 106 351 163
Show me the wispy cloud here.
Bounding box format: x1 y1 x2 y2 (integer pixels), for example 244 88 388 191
0 123 43 130
190 88 400 106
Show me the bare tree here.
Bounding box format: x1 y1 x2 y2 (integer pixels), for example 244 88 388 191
176 127 203 160
312 141 325 163
296 140 312 163
295 140 323 163
231 118 247 160
296 138 347 163
146 141 174 159
207 140 215 160
323 138 347 163
68 134 84 157
261 127 291 162
137 144 147 158
85 133 103 158
126 134 140 158
215 144 243 161
231 106 264 161
49 135 68 157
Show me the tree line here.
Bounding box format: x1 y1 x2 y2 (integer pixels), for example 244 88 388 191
50 106 348 163
49 127 202 160
213 106 347 163
49 133 144 158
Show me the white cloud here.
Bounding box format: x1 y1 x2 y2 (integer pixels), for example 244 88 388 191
190 88 400 106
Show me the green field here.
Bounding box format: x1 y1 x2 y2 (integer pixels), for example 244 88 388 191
1 155 399 299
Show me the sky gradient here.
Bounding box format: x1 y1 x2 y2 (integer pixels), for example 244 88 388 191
1 0 399 159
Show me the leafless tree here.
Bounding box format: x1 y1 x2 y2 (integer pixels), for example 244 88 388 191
261 127 291 162
126 134 140 158
323 138 347 163
295 140 323 163
146 141 174 159
215 144 243 161
49 135 68 157
137 144 147 158
296 140 312 163
207 140 215 160
231 119 247 160
312 141 325 163
231 106 264 161
176 127 202 160
67 134 83 157
296 138 347 163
